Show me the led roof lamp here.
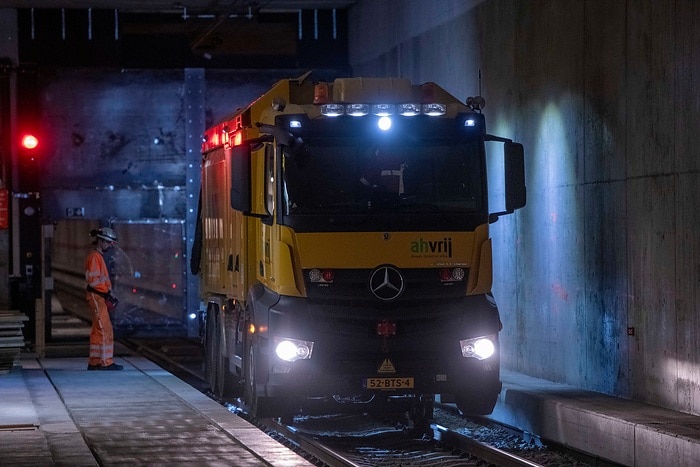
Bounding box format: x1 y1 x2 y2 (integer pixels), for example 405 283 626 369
398 103 421 116
371 104 395 116
346 104 370 116
321 103 345 116
422 103 446 116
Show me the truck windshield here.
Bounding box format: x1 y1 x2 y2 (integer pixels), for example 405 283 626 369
282 138 484 220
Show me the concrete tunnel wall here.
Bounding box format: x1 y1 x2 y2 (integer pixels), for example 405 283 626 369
348 0 700 415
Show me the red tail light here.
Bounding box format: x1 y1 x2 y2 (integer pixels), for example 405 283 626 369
440 267 465 282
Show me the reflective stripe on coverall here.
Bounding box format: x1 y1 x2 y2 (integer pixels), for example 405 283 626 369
85 249 114 366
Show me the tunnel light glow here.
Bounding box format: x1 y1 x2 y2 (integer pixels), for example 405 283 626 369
377 116 392 131
188 312 197 320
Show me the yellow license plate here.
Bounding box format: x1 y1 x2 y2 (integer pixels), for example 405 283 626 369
365 377 415 390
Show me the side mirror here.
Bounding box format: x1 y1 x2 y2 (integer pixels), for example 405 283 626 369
230 145 251 213
504 142 526 212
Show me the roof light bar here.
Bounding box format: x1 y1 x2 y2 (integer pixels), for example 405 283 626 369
346 103 370 116
319 102 448 117
321 103 345 116
371 104 395 116
422 103 446 116
398 103 421 116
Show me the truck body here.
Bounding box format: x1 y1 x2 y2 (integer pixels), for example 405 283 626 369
192 74 526 421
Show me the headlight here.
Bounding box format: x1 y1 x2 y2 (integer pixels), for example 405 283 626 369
460 335 496 360
274 337 314 362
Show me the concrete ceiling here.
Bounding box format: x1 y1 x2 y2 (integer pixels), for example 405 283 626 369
0 1 357 14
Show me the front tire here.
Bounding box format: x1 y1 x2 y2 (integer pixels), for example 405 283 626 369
244 335 267 417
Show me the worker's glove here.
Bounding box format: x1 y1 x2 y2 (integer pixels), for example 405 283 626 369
105 293 119 311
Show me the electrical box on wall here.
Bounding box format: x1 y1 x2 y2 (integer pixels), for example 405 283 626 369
66 207 85 217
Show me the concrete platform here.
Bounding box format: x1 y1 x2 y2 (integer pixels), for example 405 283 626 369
492 370 700 466
4 349 699 466
0 354 313 466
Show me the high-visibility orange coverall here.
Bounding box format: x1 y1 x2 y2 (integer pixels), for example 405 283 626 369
85 248 114 367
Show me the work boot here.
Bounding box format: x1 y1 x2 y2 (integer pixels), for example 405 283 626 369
101 363 124 371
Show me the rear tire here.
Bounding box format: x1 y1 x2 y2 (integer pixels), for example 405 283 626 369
215 311 239 399
204 306 219 395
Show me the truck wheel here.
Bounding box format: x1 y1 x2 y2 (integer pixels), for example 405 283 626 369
245 336 283 419
218 311 242 399
244 339 262 417
204 307 219 395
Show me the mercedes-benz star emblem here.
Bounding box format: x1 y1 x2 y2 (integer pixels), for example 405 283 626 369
369 266 405 301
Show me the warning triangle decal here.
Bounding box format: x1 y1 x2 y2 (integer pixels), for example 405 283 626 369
378 358 396 373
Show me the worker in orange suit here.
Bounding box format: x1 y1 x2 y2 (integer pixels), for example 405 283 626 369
85 227 123 371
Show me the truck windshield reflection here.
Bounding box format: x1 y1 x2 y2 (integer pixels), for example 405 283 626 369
282 139 483 215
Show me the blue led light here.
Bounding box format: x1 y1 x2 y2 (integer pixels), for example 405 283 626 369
377 116 392 131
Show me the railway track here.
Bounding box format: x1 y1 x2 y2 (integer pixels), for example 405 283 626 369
260 415 544 467
121 337 593 467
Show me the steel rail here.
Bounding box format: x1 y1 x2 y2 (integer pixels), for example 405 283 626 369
262 418 361 467
432 423 544 467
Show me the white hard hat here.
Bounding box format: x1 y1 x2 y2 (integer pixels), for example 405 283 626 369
96 227 118 242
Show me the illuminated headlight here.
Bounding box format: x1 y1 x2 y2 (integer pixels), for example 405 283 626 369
460 335 496 360
289 120 302 128
398 103 421 116
464 118 475 127
346 104 370 116
422 103 446 116
275 338 314 362
321 103 345 116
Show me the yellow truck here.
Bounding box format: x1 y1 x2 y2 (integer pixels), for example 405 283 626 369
191 73 525 426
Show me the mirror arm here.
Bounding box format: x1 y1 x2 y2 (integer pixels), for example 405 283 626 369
485 134 513 143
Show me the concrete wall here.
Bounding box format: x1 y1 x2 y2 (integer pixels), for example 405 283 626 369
349 0 700 415
38 69 299 222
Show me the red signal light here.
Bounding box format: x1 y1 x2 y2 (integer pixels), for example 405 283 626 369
21 134 39 150
322 269 335 282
